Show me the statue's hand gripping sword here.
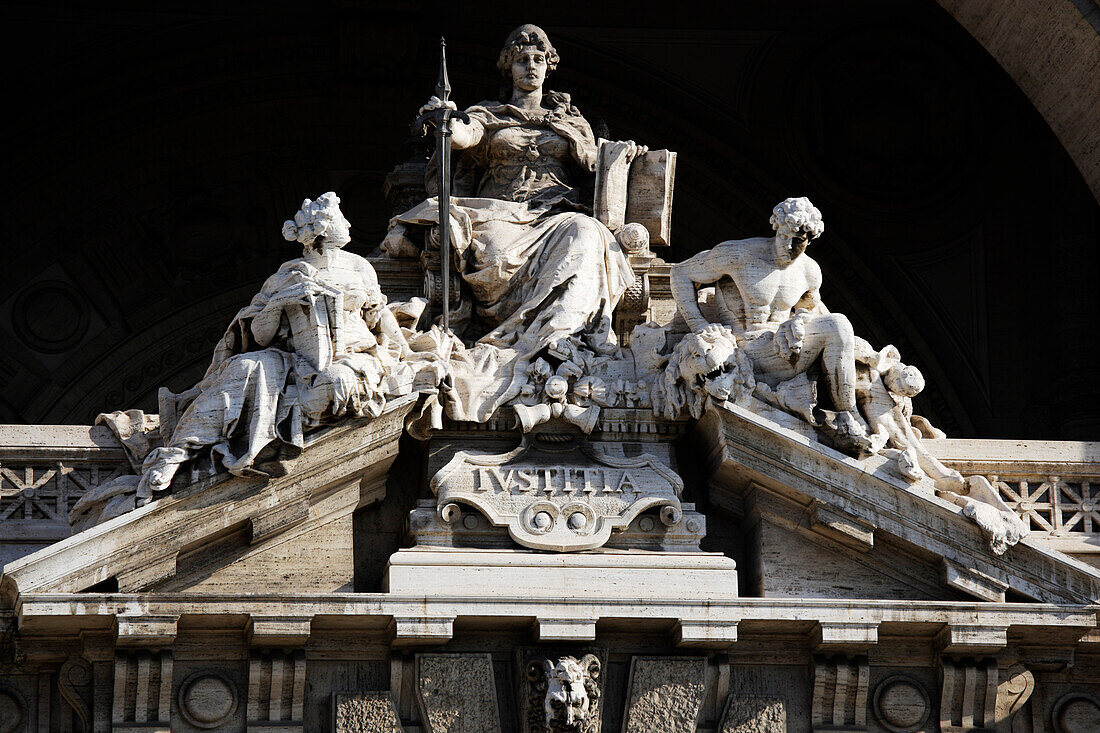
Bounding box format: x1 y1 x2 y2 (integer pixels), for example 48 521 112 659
413 38 469 332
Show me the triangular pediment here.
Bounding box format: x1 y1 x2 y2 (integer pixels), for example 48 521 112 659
5 394 1098 611
0 396 416 598
697 403 1100 605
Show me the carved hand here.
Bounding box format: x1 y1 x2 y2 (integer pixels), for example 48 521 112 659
417 95 457 117
271 280 332 308
619 140 649 164
774 309 810 362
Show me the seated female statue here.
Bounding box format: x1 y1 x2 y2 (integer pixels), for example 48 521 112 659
137 193 419 498
385 24 644 422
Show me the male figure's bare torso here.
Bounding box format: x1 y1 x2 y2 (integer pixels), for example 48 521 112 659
670 198 861 422
699 235 825 335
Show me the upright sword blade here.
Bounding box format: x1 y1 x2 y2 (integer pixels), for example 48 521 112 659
437 39 452 331
411 37 469 332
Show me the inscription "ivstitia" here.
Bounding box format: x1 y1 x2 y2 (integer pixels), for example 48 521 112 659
475 466 641 496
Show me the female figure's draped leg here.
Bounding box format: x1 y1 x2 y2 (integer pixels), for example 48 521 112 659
477 213 634 354
137 349 300 497
450 213 633 422
389 200 634 423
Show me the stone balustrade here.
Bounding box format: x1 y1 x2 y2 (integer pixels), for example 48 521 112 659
928 438 1100 563
0 425 130 567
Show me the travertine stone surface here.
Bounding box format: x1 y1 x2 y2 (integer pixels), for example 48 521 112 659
622 656 707 733
387 24 656 426
994 664 1034 731
719 696 786 733
1052 692 1100 733
416 654 501 733
2 397 415 595
939 658 998 731
871 676 930 733
429 431 684 552
700 404 1100 604
385 547 738 603
1 18 1100 733
593 142 676 245
333 692 403 733
811 655 867 731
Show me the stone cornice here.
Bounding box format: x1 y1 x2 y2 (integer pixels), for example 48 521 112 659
0 395 417 599
699 404 1100 605
14 592 1097 651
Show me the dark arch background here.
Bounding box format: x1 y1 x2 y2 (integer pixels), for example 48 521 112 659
1 0 1096 439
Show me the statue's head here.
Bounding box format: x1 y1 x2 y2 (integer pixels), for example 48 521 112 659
883 363 925 398
677 325 749 403
538 655 600 732
498 24 559 90
770 197 824 261
659 324 754 419
281 192 350 250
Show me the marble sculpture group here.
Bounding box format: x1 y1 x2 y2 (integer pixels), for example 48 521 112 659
70 24 1026 557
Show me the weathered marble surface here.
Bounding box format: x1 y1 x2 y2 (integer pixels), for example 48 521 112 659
416 654 501 733
621 656 707 733
66 193 445 533
2 396 415 594
719 695 786 733
333 692 403 733
671 197 1027 553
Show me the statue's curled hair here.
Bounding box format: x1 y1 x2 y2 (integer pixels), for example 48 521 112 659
281 192 345 247
497 24 560 78
769 197 824 238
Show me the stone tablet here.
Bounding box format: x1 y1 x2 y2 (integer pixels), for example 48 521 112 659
416 654 501 733
431 437 683 552
625 149 676 246
622 656 707 733
593 142 676 245
719 696 787 733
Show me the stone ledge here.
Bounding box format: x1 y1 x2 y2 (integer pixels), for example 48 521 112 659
14 593 1097 643
0 424 127 460
925 438 1100 475
383 547 739 601
699 403 1100 605
0 395 416 596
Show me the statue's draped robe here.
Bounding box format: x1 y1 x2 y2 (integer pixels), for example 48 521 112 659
392 93 634 421
142 256 394 488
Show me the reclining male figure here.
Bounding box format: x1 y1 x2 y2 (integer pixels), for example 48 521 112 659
670 197 870 444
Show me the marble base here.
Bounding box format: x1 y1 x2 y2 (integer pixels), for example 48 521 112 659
383 547 738 600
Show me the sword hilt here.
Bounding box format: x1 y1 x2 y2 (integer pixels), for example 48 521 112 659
411 107 470 139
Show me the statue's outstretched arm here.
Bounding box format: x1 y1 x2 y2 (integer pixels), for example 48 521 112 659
671 247 730 332
417 97 485 150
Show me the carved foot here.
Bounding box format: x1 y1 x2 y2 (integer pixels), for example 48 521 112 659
817 409 878 458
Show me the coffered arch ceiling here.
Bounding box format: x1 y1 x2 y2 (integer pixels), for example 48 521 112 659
937 0 1100 205
0 1 1096 440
